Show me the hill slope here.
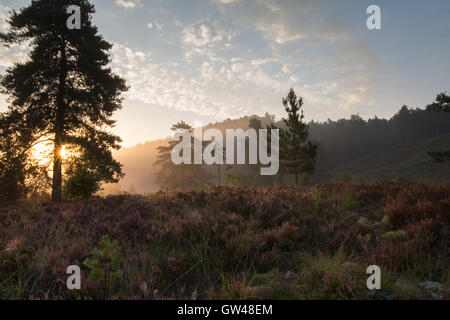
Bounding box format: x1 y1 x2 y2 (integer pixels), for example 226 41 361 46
320 134 450 183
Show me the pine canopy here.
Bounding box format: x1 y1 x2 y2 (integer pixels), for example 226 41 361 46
0 0 128 202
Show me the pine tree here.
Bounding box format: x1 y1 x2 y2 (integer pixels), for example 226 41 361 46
153 121 212 190
426 92 450 112
0 0 128 202
427 92 450 162
278 89 317 184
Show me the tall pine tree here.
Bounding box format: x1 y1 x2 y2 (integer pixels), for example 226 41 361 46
278 89 317 184
0 0 128 202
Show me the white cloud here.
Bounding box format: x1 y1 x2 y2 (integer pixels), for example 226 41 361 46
180 22 235 61
109 43 290 120
147 20 163 30
115 0 141 9
0 1 381 123
0 5 11 32
182 23 228 48
0 5 30 68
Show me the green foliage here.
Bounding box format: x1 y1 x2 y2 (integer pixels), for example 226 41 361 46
381 215 390 227
63 166 101 199
0 0 128 202
341 193 357 211
311 188 321 203
273 89 317 184
358 217 372 228
300 251 364 299
381 230 408 241
84 235 123 299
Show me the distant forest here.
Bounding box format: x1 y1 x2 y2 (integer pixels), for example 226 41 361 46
106 104 450 194
309 106 450 174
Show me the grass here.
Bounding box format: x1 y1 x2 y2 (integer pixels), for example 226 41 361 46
0 181 448 300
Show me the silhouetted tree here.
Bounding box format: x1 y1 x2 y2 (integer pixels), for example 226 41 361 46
154 121 212 190
0 0 127 202
277 89 317 184
427 92 450 162
249 118 263 131
0 109 50 202
426 92 450 112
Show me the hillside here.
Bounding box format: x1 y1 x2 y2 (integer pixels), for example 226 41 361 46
320 134 450 183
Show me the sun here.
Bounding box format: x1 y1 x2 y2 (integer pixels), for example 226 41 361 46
31 142 74 165
59 145 70 160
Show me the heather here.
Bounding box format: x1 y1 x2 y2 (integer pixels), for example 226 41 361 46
0 181 448 300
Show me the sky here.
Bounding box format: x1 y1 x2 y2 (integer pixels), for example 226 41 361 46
0 0 449 147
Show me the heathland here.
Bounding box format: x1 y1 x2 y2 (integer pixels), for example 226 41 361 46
1 181 448 299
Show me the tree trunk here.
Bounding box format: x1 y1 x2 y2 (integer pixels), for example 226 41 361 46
51 42 67 203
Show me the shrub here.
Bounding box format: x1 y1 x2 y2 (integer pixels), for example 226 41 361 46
64 166 101 199
300 250 364 299
84 235 123 299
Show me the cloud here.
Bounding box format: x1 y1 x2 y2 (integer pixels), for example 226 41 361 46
0 1 381 124
180 22 235 61
109 43 291 120
208 0 379 116
147 20 163 30
0 5 11 32
115 0 141 9
215 0 349 44
0 5 30 68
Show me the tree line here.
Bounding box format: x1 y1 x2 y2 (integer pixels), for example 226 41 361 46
309 93 450 173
